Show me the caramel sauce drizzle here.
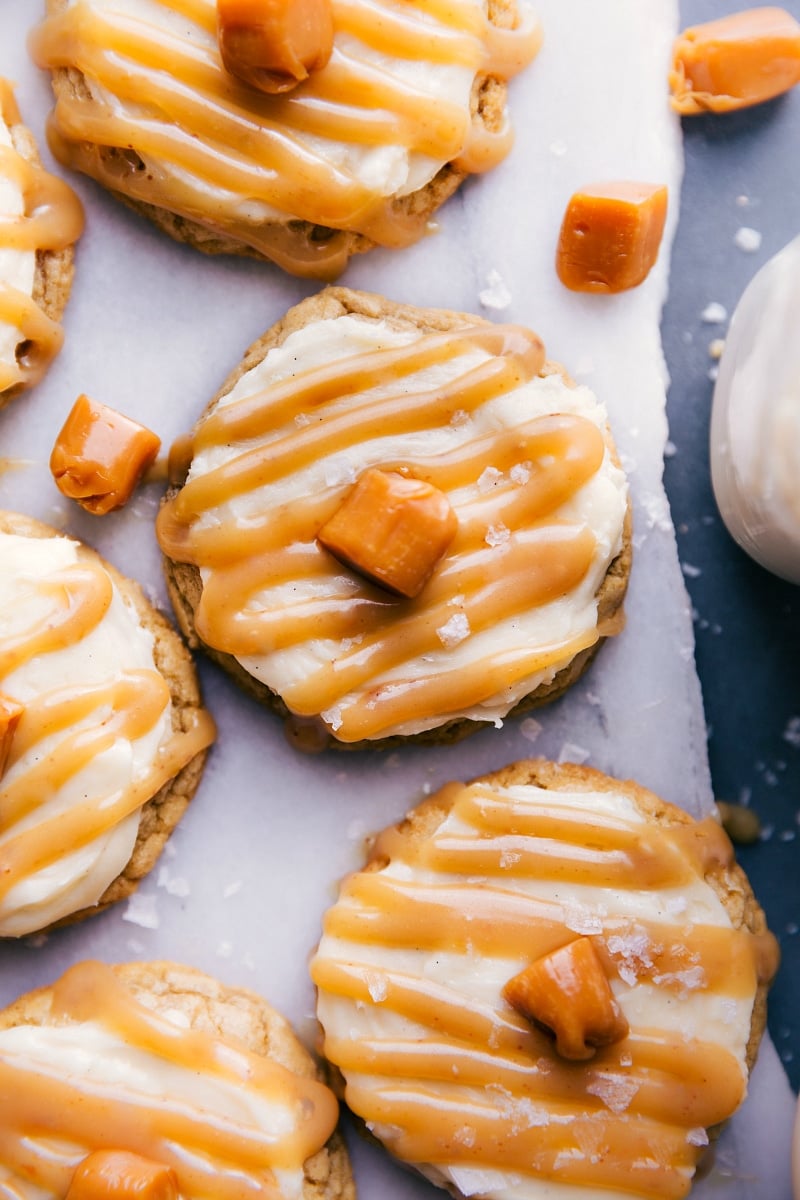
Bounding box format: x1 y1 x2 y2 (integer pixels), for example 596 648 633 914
29 0 539 275
311 781 778 1197
157 323 612 741
0 80 83 392
0 556 215 912
0 961 338 1195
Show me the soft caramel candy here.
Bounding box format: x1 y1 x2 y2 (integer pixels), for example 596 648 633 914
0 692 24 780
217 0 334 94
503 936 629 1061
317 468 458 599
66 1150 179 1200
670 7 800 114
556 181 668 294
50 394 161 516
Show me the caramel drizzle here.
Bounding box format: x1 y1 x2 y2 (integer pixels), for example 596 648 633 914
311 781 777 1197
0 556 215 913
0 961 338 1196
157 323 613 740
0 80 83 391
29 0 539 274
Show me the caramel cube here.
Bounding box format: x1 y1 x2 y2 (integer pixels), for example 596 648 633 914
503 936 629 1061
556 181 668 294
217 0 334 94
317 468 457 599
670 7 800 114
66 1151 179 1200
50 394 161 516
0 692 24 780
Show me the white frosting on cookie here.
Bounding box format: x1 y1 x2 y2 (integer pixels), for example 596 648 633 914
0 531 172 936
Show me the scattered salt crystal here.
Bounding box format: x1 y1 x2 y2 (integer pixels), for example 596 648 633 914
294 412 311 427
666 895 687 916
708 338 726 360
664 439 677 458
499 849 521 868
223 880 243 899
422 781 433 795
126 938 145 954
479 269 512 311
485 522 510 547
653 967 706 993
701 301 727 324
564 901 604 935
520 717 543 743
639 490 673 533
453 1125 476 1148
156 868 190 898
586 1072 640 1114
734 226 762 253
321 705 343 731
450 408 470 427
365 971 388 1003
123 892 160 929
549 139 568 157
436 612 470 647
682 562 702 579
477 466 503 492
720 999 738 1025
510 462 531 484
607 929 655 982
347 817 367 841
779 829 796 842
708 365 719 382
216 941 234 959
558 741 590 765
735 194 751 208
787 922 799 936
782 716 800 748
687 1127 710 1147
241 953 257 971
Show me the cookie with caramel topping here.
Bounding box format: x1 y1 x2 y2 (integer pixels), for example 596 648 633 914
312 758 777 1200
0 81 83 408
0 511 215 937
31 0 541 278
0 960 354 1200
158 287 631 749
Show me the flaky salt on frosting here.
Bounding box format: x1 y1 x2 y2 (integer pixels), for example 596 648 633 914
157 308 629 743
0 529 214 937
30 0 541 276
0 81 83 397
0 961 340 1198
312 765 778 1200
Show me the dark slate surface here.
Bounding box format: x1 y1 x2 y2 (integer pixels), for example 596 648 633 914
664 0 800 1092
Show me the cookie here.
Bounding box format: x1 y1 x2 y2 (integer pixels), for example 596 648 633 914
30 0 541 278
0 959 354 1200
0 511 215 937
312 759 778 1199
157 287 631 749
0 80 83 408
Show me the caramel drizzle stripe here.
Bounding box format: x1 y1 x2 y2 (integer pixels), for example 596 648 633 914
274 527 596 716
324 1033 744 1129
333 0 482 65
0 673 170 829
173 355 526 518
0 144 83 253
0 564 112 678
326 874 759 997
344 1080 694 1199
192 326 506 451
0 282 65 391
0 710 215 905
329 632 600 740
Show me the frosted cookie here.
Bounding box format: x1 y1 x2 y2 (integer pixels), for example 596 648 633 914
0 512 215 937
0 81 83 407
312 759 779 1200
30 0 541 278
0 960 354 1200
157 288 631 748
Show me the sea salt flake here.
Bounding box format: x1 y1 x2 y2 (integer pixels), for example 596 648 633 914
687 1127 710 1147
324 460 356 487
734 226 762 253
558 741 590 765
520 717 543 743
216 941 234 959
682 562 702 579
322 705 343 731
450 408 470 427
485 522 510 547
478 466 503 493
563 901 604 935
123 892 160 929
510 462 531 484
436 612 470 647
586 1072 640 1114
223 880 243 899
701 301 727 324
453 1125 476 1148
499 849 521 868
479 269 512 311
782 716 800 748
365 971 388 1003
156 868 190 898
653 966 706 992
